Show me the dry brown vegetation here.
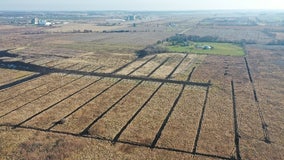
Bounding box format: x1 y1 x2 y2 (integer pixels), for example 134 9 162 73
0 11 283 160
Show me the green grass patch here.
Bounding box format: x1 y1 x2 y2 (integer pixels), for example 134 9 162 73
166 42 245 56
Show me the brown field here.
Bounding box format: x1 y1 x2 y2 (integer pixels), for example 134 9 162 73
0 11 283 160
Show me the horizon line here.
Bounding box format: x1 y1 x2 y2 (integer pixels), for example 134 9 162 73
0 9 284 12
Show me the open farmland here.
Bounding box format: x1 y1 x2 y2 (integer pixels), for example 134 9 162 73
0 11 283 160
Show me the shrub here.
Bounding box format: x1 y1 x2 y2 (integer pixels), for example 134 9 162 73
136 45 168 58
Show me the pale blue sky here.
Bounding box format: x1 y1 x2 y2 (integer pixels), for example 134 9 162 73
0 0 284 11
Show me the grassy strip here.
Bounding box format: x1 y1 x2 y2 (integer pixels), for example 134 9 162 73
166 42 245 56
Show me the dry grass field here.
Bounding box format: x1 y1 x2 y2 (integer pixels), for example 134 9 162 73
0 11 283 160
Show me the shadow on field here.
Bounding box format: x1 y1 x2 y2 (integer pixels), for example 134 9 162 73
0 73 44 90
192 80 210 154
244 57 270 144
0 123 232 160
0 49 18 58
231 81 241 160
0 54 210 91
0 50 229 159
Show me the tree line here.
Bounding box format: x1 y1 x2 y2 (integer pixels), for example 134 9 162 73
136 34 256 58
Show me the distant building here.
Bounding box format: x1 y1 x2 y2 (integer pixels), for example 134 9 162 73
203 45 212 50
31 17 39 25
31 18 52 26
127 15 136 21
38 19 46 25
45 22 52 26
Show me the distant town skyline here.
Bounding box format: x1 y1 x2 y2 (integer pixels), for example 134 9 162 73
0 0 284 11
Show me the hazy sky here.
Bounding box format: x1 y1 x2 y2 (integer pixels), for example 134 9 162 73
1 0 284 11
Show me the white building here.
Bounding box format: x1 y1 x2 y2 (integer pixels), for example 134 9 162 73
31 18 52 26
31 17 39 25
